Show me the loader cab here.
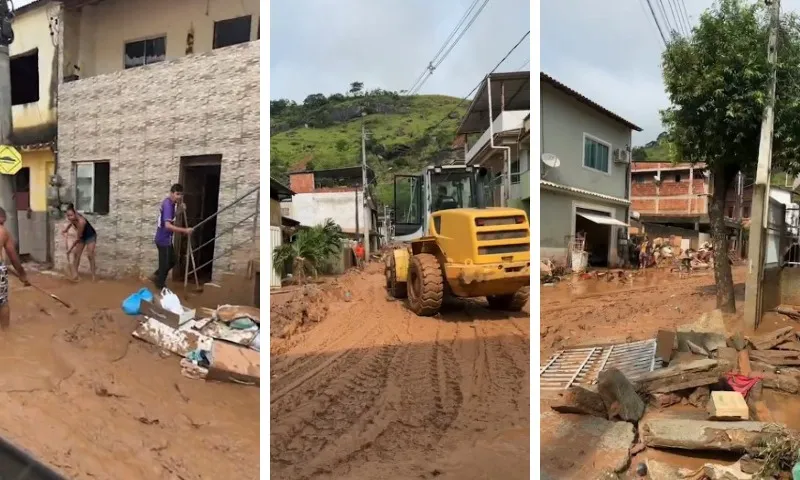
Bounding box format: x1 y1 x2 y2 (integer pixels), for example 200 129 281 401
392 165 487 242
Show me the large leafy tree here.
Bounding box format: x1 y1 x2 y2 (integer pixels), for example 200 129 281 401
660 0 800 312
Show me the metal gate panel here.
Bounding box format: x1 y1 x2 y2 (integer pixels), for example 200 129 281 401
540 339 660 390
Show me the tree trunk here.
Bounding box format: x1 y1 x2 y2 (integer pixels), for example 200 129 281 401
710 164 737 313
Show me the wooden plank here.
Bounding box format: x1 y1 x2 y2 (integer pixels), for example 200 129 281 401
775 341 800 351
738 350 752 376
132 318 213 358
655 330 676 364
749 349 800 366
550 386 607 418
634 359 725 394
747 327 794 350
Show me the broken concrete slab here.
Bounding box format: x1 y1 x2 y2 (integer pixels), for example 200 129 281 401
677 462 752 480
551 386 607 418
686 340 709 357
540 410 635 477
678 310 726 335
640 419 780 452
646 459 682 480
747 326 794 350
774 340 800 351
655 330 676 364
677 331 727 354
597 368 644 422
688 386 710 409
759 371 800 394
649 392 685 408
716 347 738 365
635 359 727 393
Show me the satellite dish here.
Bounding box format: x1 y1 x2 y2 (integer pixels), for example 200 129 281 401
541 153 561 168
541 153 561 179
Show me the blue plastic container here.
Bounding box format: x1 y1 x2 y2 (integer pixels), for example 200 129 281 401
121 288 154 316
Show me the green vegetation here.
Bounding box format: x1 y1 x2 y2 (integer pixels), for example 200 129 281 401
272 218 344 281
270 86 468 204
659 0 800 313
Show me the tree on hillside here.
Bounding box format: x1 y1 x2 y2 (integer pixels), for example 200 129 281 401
304 93 328 108
349 81 364 96
632 146 648 161
272 219 344 281
660 0 800 312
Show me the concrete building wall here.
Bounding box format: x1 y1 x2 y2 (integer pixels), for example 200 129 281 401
540 188 626 265
55 41 260 280
270 198 281 227
287 191 375 234
62 0 259 79
631 166 709 215
540 82 631 199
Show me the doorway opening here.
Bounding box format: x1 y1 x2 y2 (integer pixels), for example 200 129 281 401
176 155 221 284
575 208 612 267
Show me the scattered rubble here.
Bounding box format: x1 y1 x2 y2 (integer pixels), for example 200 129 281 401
126 289 260 386
545 322 800 477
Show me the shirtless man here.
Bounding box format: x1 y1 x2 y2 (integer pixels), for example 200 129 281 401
62 203 98 281
0 207 30 330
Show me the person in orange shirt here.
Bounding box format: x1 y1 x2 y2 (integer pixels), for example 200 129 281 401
354 242 365 269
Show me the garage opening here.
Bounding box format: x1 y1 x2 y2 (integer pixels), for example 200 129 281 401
575 208 628 267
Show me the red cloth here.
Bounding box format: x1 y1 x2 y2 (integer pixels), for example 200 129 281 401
724 372 763 397
354 244 365 260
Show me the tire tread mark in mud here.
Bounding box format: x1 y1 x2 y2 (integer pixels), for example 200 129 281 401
482 324 527 413
270 344 398 478
341 324 463 465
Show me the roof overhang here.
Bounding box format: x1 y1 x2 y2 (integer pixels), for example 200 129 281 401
541 73 643 132
457 71 530 135
289 166 376 185
577 212 629 227
541 180 630 206
270 177 295 201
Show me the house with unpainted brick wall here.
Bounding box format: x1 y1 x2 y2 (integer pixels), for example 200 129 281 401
630 161 752 250
53 0 260 283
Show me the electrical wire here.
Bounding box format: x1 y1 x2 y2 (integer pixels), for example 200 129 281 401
665 0 686 36
406 0 482 94
409 0 490 95
677 0 692 33
516 57 530 70
655 0 674 34
644 0 669 47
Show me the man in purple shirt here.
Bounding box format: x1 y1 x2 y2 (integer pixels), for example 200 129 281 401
153 184 193 290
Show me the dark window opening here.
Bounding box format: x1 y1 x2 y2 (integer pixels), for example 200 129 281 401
743 205 751 218
10 51 39 106
727 206 734 218
124 36 166 69
214 15 252 49
75 161 110 214
14 167 29 211
674 174 681 182
511 159 520 184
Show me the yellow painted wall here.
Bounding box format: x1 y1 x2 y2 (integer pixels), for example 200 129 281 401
22 149 53 212
10 4 58 132
66 0 259 78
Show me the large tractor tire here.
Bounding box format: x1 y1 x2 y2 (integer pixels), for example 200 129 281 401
487 286 529 312
385 255 407 299
407 253 444 316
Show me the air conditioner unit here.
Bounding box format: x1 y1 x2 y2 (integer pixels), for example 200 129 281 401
613 148 631 164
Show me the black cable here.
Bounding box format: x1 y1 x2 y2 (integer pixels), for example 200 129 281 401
410 0 491 95
666 0 686 36
406 0 481 94
655 0 674 34
644 0 669 46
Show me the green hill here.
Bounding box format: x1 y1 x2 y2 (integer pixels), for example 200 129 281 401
270 88 468 204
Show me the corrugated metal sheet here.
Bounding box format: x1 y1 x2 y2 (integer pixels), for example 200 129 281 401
540 339 660 390
270 226 282 288
540 180 631 205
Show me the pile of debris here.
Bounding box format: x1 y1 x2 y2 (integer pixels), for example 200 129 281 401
548 326 800 479
130 295 260 387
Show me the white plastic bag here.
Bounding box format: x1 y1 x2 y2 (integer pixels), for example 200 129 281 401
159 288 183 315
251 331 261 352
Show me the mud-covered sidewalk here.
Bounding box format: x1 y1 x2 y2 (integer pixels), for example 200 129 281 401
270 264 530 480
0 271 259 479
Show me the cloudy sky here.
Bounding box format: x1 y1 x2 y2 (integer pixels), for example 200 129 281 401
270 0 530 103
542 0 800 146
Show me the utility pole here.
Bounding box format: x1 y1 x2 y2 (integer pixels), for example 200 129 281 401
0 2 16 249
361 121 370 260
745 0 780 330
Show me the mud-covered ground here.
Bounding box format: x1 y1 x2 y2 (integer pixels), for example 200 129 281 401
540 266 751 478
270 264 530 480
0 269 259 479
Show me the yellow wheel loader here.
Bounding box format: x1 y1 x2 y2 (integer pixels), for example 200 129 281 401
385 165 530 316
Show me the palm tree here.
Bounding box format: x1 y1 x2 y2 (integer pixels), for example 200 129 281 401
272 219 344 282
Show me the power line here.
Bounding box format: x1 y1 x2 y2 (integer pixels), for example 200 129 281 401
415 30 530 143
406 0 484 94
665 0 686 36
644 0 669 47
406 0 481 94
677 0 692 34
655 0 674 35
517 58 530 70
410 0 491 95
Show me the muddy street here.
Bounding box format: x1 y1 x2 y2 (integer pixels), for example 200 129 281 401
270 263 530 480
0 270 259 479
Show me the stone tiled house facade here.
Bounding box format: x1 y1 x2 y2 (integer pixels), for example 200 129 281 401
55 41 260 280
